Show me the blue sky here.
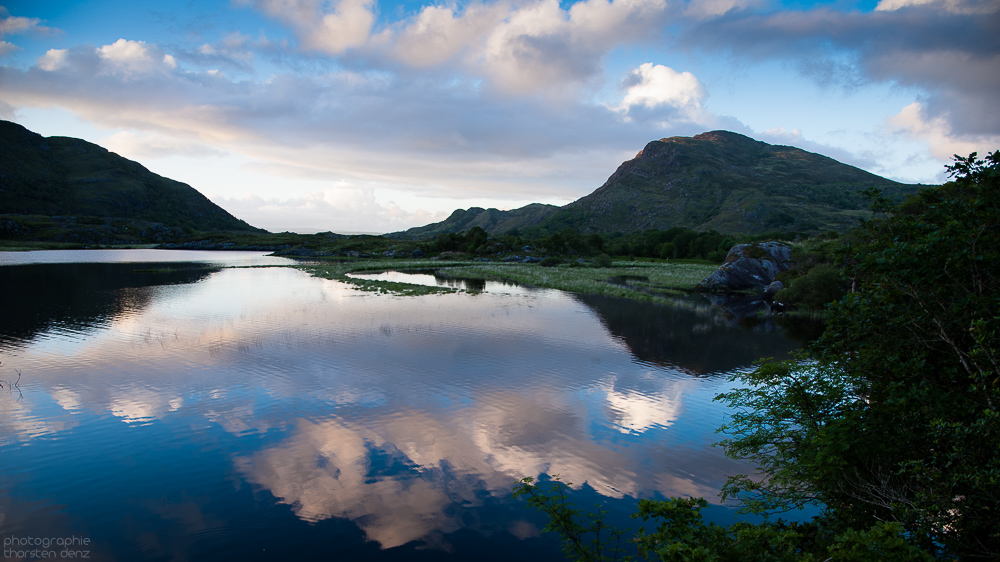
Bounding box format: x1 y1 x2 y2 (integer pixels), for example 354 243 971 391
1 0 997 233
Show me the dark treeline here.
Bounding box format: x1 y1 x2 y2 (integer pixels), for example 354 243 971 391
431 225 812 261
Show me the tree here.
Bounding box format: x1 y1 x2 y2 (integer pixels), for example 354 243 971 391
514 152 1000 560
804 150 1000 557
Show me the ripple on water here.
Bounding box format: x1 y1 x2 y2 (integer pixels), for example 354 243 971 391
0 260 810 561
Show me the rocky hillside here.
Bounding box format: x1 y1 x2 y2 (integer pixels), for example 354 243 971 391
537 131 922 234
0 120 260 233
395 131 925 238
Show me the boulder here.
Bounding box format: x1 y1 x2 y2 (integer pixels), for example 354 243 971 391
763 280 785 299
696 242 792 292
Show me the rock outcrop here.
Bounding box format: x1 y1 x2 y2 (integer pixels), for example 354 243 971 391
763 280 785 299
696 242 792 291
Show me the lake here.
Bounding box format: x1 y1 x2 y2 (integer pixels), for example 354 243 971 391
0 250 809 561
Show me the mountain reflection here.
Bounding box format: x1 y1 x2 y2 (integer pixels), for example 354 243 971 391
0 262 218 348
572 293 806 373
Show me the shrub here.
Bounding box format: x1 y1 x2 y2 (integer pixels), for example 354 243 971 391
774 263 847 309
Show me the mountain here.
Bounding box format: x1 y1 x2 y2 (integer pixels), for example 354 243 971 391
391 203 558 239
395 131 924 238
0 120 260 232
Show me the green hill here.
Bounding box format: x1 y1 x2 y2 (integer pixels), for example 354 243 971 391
394 131 926 238
0 120 260 233
539 131 922 234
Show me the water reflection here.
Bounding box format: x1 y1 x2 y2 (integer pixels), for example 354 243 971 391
347 270 497 293
0 255 808 560
573 293 804 373
0 263 220 349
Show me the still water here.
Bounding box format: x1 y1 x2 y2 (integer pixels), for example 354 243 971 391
0 251 806 561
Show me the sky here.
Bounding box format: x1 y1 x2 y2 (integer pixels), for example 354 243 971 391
0 0 997 233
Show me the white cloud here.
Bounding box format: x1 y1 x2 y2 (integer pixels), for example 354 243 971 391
310 0 376 53
616 63 707 122
97 38 151 62
0 9 55 37
0 40 15 57
37 48 67 71
264 0 673 95
253 0 375 55
763 126 802 141
604 384 680 434
887 101 1000 161
684 0 763 18
96 38 159 75
389 4 504 67
874 0 998 13
473 0 669 95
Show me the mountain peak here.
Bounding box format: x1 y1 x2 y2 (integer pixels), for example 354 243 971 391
548 131 920 234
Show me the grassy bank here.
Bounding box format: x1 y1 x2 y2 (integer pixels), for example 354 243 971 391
298 259 476 296
297 258 718 300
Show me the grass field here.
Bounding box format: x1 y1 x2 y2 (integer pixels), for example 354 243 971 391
297 258 718 300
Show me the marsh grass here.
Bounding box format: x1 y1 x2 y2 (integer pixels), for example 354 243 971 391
296 258 717 300
439 261 716 301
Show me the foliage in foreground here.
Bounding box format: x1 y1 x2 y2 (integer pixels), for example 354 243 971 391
513 478 931 561
514 152 1000 560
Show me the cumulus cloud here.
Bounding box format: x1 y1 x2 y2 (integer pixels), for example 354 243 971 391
388 3 506 67
253 0 672 95
887 101 1000 161
0 40 15 57
617 63 707 119
96 38 160 75
36 48 67 71
251 0 376 55
473 0 671 94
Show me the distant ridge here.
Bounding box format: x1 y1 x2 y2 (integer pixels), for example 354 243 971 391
0 120 260 232
393 131 924 238
392 203 558 239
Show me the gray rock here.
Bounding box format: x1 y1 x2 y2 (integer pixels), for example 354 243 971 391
763 280 785 299
696 242 793 291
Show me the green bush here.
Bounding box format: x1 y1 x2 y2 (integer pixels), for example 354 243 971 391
774 263 847 308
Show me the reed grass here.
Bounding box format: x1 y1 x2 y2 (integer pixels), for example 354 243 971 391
297 258 717 300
